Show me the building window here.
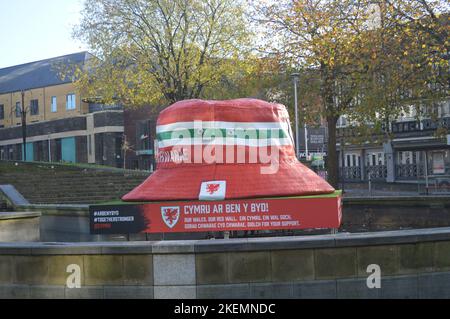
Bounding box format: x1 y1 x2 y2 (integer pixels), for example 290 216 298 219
136 120 151 150
30 99 39 115
66 94 76 110
0 104 4 119
337 115 348 128
15 102 21 118
55 139 62 162
345 154 351 167
51 96 57 112
377 153 384 165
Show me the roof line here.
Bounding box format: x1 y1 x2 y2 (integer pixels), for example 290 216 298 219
1 81 74 95
0 51 90 72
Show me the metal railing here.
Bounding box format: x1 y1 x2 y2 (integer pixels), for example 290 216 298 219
366 165 387 181
342 166 362 181
396 163 425 180
340 165 387 182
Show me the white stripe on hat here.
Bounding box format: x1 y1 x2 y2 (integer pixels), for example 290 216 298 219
158 137 293 148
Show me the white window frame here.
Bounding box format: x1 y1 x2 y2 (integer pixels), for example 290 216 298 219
51 96 57 113
66 94 76 110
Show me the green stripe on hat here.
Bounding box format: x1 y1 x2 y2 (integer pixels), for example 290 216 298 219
157 128 289 141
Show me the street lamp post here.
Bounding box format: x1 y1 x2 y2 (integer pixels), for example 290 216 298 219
303 106 309 159
21 90 27 161
291 73 300 159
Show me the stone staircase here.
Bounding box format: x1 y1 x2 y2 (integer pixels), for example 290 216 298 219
0 161 149 204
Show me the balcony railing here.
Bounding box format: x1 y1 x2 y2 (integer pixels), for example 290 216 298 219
89 103 123 113
391 121 420 133
396 163 425 180
366 165 387 181
341 166 362 181
340 165 387 181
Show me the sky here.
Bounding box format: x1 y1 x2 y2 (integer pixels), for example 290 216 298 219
0 0 87 69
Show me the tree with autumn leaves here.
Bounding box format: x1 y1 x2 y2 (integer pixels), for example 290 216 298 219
348 0 449 136
69 0 254 106
254 0 377 187
254 0 449 188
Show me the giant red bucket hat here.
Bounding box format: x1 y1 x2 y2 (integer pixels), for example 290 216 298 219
122 98 334 201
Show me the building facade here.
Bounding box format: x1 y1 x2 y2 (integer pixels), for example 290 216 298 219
0 52 125 167
123 105 163 171
337 100 450 185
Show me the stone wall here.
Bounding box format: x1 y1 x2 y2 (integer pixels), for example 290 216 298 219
15 196 450 242
17 204 124 242
342 196 450 232
1 227 450 298
0 212 40 242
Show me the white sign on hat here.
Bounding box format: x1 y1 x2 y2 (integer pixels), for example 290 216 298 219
199 180 226 200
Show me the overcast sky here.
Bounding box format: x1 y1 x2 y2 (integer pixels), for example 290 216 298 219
0 0 87 69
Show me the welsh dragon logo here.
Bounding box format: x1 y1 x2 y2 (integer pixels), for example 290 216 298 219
161 206 180 228
206 183 221 195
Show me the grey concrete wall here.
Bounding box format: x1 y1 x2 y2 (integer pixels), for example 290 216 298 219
16 204 125 242
1 227 450 298
342 196 450 232
0 212 40 242
15 196 450 242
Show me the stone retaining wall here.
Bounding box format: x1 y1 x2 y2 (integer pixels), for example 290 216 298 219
342 196 450 232
15 196 450 242
1 227 450 298
0 212 40 242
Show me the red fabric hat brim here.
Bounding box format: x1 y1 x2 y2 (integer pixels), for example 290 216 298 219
122 161 335 202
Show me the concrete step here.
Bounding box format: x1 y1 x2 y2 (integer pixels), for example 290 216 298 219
13 189 137 196
24 193 129 200
0 161 149 204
